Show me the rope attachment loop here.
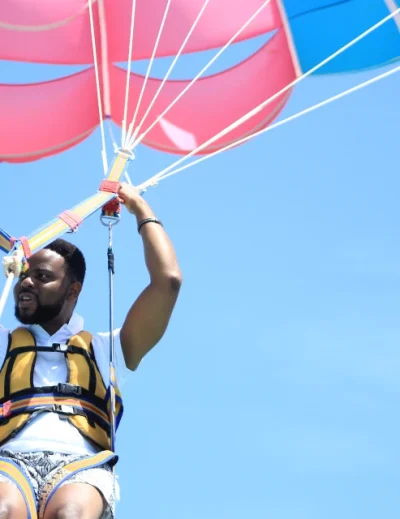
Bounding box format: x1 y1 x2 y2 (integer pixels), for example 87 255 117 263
3 249 25 279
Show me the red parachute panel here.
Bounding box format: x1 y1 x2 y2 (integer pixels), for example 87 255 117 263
0 0 281 64
107 0 282 61
110 30 295 154
0 69 100 162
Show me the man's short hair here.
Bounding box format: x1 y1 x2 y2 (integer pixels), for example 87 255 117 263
45 239 86 285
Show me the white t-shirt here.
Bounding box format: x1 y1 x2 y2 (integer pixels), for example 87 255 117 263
0 313 131 455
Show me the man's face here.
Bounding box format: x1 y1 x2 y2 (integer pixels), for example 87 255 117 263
14 249 72 325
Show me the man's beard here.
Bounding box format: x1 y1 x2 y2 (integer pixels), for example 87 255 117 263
15 297 65 325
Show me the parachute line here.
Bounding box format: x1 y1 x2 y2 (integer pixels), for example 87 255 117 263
128 0 273 150
137 6 400 189
88 0 108 173
98 0 112 116
0 273 14 322
138 63 400 189
132 0 212 141
121 0 137 148
124 0 173 147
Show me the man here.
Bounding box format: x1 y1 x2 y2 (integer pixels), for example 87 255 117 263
0 183 182 518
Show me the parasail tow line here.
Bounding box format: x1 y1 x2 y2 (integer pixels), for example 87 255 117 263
128 0 273 150
130 0 212 144
141 63 400 189
124 0 173 148
137 6 400 191
100 202 120 508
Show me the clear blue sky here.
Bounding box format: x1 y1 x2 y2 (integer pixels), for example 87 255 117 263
1 35 400 518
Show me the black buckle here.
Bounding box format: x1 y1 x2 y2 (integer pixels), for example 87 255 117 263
52 343 68 352
56 383 82 395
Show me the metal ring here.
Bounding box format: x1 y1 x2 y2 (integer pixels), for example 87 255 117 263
100 213 120 227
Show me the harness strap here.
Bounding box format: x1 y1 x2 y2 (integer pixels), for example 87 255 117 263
0 395 109 427
0 384 114 410
10 236 32 259
5 344 95 358
40 450 117 519
57 211 83 232
99 180 120 193
0 457 37 518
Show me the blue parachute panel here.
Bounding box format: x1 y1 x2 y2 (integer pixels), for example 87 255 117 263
283 0 400 74
285 0 347 19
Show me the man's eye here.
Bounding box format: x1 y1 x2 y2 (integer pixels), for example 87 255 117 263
37 273 48 280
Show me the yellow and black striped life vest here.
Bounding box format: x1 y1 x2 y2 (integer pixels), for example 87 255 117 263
0 327 123 451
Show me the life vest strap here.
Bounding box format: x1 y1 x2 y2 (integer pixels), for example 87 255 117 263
5 344 95 359
0 384 107 408
0 394 110 429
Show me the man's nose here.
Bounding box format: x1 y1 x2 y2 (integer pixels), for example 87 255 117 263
21 276 34 288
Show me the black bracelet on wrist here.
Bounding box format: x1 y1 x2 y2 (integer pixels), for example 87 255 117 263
137 217 163 234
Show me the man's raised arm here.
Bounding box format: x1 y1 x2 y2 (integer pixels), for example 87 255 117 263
118 183 183 371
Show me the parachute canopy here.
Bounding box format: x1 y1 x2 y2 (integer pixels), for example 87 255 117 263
1 0 399 162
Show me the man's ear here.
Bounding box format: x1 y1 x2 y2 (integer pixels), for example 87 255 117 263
67 281 82 303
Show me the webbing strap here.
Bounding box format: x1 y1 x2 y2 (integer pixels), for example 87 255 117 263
99 180 120 193
5 343 95 359
10 236 32 259
57 210 83 232
0 394 109 426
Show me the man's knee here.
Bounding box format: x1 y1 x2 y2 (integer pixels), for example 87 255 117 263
0 499 12 519
0 484 28 519
0 498 24 518
49 502 84 519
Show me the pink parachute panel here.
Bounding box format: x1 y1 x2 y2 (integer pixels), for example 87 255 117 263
0 69 99 162
110 31 295 154
0 0 98 64
107 0 281 61
0 0 280 64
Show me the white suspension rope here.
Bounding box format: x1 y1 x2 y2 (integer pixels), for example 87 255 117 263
137 7 400 188
97 0 112 117
128 0 273 150
0 274 14 322
131 0 212 142
136 63 400 191
121 0 137 148
107 120 119 155
0 251 25 321
88 0 108 173
124 0 173 148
